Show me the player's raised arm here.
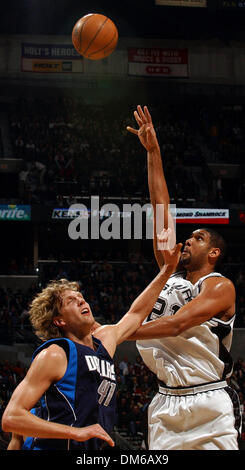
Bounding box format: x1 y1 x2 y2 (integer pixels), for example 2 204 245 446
94 230 182 357
127 105 176 269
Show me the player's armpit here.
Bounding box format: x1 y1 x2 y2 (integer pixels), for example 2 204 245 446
93 325 117 358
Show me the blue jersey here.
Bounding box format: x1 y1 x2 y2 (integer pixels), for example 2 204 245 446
22 337 117 450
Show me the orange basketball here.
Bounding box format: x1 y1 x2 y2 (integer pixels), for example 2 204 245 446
72 13 118 60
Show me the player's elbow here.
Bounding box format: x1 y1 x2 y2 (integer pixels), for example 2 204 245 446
168 319 185 337
1 406 22 433
171 324 182 337
2 411 14 433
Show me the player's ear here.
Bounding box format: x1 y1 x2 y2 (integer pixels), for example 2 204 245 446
209 247 220 261
53 316 65 328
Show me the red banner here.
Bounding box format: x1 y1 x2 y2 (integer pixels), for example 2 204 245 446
128 48 189 77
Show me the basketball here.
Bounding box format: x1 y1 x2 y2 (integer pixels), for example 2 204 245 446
72 13 118 60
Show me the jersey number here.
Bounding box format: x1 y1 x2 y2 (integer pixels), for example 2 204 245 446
98 380 116 406
147 299 181 322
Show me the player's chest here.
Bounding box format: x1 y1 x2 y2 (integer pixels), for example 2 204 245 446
147 279 197 321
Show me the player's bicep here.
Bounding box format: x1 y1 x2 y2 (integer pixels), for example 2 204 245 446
6 346 67 414
196 277 235 316
173 278 235 331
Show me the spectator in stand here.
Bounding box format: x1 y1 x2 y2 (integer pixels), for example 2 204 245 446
139 374 155 395
116 396 131 431
116 375 127 395
133 356 146 376
128 376 142 396
7 96 245 205
236 269 245 295
128 405 142 436
119 357 129 384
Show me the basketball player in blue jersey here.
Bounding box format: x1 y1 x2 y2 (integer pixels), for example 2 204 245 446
2 235 182 451
127 105 242 450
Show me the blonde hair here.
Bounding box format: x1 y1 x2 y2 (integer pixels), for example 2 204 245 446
29 278 80 341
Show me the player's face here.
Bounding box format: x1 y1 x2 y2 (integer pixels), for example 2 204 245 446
180 229 211 269
57 289 94 334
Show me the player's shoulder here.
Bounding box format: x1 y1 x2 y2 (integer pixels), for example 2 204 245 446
31 343 68 382
202 272 234 285
34 342 67 364
201 273 235 295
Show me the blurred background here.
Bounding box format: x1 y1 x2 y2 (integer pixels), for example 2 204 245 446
0 0 245 450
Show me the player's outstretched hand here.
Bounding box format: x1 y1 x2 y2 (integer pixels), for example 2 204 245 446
76 423 114 447
127 105 159 153
157 228 182 270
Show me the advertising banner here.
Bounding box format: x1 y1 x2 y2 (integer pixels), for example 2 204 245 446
52 208 90 220
0 205 31 221
51 207 229 224
175 208 229 224
21 43 83 73
128 48 189 78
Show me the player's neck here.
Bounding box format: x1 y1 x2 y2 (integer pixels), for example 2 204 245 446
186 266 214 284
66 331 95 350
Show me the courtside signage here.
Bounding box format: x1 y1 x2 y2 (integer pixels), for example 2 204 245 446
0 205 31 221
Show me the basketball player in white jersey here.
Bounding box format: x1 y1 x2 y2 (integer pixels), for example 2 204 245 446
127 105 242 450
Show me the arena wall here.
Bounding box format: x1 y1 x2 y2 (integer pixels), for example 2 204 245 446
1 35 245 87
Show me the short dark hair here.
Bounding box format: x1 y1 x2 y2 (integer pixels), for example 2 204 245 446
202 227 227 266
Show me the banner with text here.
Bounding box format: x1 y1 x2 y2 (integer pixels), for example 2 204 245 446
0 205 31 221
21 43 83 73
155 0 207 6
174 208 229 224
128 48 189 78
51 207 229 224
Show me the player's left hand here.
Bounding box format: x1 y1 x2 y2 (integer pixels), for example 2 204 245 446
126 105 159 153
157 228 182 269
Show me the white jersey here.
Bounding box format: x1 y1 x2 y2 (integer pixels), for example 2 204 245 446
137 271 235 387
